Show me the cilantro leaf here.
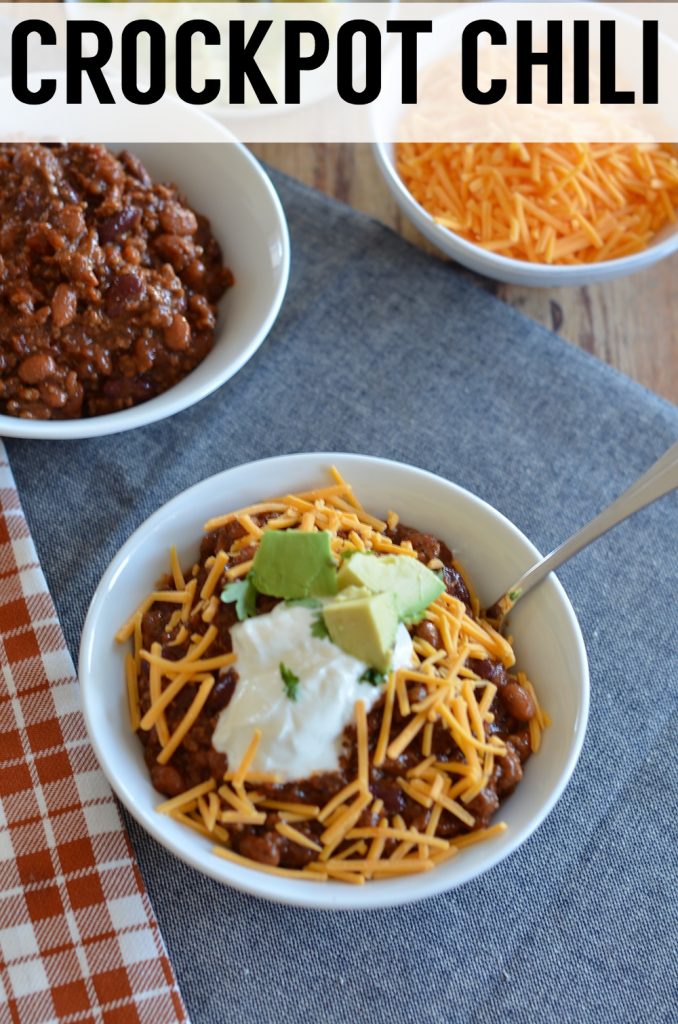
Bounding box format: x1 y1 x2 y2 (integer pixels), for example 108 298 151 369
359 667 387 687
280 662 300 701
286 597 322 609
311 612 330 639
220 576 257 621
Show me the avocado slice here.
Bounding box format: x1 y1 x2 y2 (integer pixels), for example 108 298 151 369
337 552 444 622
250 530 337 600
323 586 398 673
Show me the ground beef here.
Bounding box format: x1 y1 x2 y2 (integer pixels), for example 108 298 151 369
0 143 233 419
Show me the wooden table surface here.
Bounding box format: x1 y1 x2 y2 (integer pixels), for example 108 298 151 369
252 143 678 405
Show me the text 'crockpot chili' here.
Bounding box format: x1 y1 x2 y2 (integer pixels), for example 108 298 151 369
0 144 233 420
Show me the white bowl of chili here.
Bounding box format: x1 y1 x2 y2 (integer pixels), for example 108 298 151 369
0 127 289 439
79 452 589 910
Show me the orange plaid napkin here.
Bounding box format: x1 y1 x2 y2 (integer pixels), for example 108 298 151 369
0 453 188 1024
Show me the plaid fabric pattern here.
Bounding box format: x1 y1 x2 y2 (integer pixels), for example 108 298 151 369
0 455 187 1024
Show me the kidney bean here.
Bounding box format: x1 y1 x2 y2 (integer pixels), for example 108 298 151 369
509 730 532 762
119 149 152 186
154 233 193 270
92 345 112 375
51 284 77 328
18 387 40 402
150 764 185 797
18 353 56 384
40 383 68 409
441 564 472 608
11 400 51 420
392 524 441 563
357 806 382 829
436 813 464 839
501 681 535 722
200 523 247 561
106 271 144 317
468 657 509 688
415 620 441 650
165 313 192 352
237 833 282 866
207 749 228 779
495 742 523 795
132 337 155 374
206 670 238 713
431 724 458 756
403 806 430 832
159 202 198 236
102 376 154 402
184 258 206 291
370 779 406 815
57 204 86 240
231 544 257 566
195 213 213 248
280 838 316 869
206 266 234 305
98 206 141 245
466 786 500 827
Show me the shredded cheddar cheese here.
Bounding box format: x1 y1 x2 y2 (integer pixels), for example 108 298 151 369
125 653 140 732
395 142 678 265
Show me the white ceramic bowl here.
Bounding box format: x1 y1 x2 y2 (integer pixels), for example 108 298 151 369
373 140 678 287
0 133 289 440
79 452 589 910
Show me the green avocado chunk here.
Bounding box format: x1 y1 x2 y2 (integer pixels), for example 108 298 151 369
337 552 445 622
323 586 398 673
250 529 338 600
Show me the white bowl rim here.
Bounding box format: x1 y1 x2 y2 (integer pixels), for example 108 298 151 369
373 139 678 281
0 130 290 441
79 451 590 911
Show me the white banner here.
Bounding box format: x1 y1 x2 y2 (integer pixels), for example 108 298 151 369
0 3 677 142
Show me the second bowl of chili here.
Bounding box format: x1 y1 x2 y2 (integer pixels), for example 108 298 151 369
0 135 289 439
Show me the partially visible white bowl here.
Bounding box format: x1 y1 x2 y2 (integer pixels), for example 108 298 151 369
0 128 289 439
374 140 678 287
79 452 589 911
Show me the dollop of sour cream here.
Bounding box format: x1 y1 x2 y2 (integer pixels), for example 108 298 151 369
212 603 414 782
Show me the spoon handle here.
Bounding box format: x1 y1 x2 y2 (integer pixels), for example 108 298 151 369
495 439 678 611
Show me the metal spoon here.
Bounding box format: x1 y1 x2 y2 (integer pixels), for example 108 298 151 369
488 439 678 625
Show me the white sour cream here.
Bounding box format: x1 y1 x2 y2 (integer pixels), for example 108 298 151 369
212 603 414 782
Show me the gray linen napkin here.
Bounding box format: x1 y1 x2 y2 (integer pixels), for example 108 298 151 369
6 170 677 1024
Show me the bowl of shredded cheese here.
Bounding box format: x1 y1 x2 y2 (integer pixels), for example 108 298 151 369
374 140 678 286
79 453 589 909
